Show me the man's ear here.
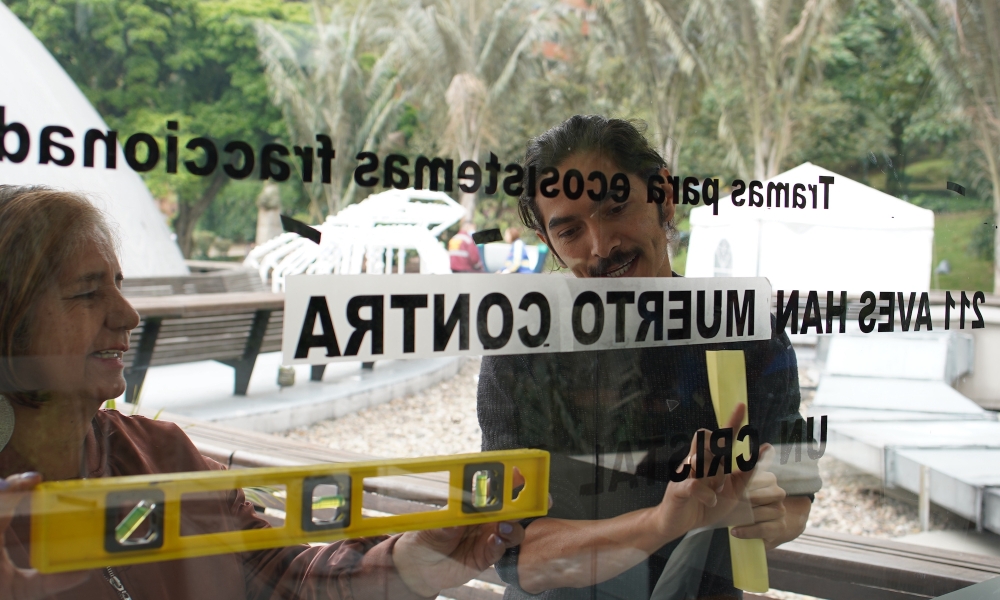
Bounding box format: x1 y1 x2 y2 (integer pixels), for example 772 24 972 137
659 167 676 225
535 229 566 268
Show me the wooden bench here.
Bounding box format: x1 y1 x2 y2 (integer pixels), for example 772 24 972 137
123 266 268 297
123 293 285 401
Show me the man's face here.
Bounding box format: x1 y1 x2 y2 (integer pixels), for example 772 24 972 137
535 152 675 279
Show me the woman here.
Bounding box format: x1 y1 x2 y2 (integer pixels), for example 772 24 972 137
500 228 533 274
0 185 524 600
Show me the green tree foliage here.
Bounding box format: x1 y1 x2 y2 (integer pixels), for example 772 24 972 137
893 0 1000 292
255 0 412 218
6 0 307 256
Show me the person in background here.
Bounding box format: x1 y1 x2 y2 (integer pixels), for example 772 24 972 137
0 185 524 600
448 222 485 273
500 227 533 274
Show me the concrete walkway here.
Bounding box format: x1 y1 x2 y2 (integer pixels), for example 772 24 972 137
123 352 461 433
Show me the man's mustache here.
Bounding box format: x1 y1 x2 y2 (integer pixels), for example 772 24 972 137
588 248 641 277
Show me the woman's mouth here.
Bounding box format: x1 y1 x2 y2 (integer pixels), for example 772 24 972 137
601 255 638 278
92 350 123 360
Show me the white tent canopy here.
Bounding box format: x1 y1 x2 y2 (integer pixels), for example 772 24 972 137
686 163 934 294
0 4 187 277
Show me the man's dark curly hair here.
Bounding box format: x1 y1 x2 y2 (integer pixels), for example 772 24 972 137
517 115 668 234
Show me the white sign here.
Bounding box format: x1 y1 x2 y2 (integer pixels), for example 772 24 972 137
282 275 773 364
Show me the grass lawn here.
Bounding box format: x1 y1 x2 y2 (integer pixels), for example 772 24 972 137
933 210 994 292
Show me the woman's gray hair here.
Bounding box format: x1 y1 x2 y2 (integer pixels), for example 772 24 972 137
0 185 118 406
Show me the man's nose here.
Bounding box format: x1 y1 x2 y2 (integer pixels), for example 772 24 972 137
590 225 620 259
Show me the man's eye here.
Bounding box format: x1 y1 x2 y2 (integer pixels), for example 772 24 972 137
558 227 578 239
74 290 98 299
608 203 628 216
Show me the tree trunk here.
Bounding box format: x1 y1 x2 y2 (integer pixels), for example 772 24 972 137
173 171 229 258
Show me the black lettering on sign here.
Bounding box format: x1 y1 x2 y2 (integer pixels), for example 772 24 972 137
726 290 754 337
636 291 664 342
415 155 454 192
124 133 159 172
767 181 788 208
667 290 691 340
878 291 895 332
572 291 604 345
344 296 384 355
354 152 379 187
859 291 877 333
458 160 482 194
945 290 956 330
695 430 706 478
39 125 74 166
800 290 823 334
697 290 722 339
434 294 470 351
736 425 759 472
517 292 551 348
477 293 514 350
606 291 636 343
84 129 118 169
807 416 827 460
961 291 971 329
668 433 692 483
260 143 290 181
915 292 933 331
973 291 986 329
383 154 409 189
897 292 917 331
390 295 428 353
185 137 218 176
776 290 799 335
294 296 341 358
707 427 733 476
827 291 847 334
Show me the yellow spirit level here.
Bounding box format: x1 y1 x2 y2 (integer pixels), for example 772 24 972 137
30 449 549 573
706 350 769 593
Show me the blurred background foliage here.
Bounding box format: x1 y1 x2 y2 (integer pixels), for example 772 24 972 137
5 0 999 290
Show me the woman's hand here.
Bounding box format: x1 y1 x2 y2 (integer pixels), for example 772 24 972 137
393 521 524 597
1 473 89 599
652 404 753 539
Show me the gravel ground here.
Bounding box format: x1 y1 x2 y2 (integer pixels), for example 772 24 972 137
281 357 484 457
282 358 967 600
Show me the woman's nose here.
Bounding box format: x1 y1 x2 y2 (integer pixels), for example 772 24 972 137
109 290 140 332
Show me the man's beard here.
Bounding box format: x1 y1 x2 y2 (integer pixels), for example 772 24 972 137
588 248 641 277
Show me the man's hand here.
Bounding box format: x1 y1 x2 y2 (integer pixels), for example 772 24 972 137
1 473 90 600
730 445 810 549
393 521 525 597
653 404 754 539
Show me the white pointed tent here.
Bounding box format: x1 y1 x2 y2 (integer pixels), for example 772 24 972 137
0 4 187 277
686 163 934 293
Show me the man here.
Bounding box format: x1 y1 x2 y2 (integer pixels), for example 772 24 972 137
449 222 485 272
477 116 820 599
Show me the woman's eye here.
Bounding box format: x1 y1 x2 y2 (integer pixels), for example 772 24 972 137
74 290 98 299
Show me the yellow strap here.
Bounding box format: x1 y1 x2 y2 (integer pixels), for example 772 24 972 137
705 350 769 593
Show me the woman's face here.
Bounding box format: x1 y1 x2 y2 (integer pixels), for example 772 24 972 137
22 235 140 402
